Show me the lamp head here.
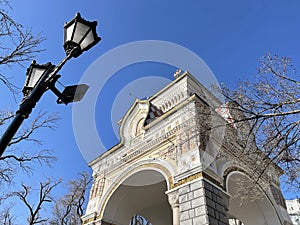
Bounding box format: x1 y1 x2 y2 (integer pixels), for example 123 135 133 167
64 13 101 58
23 61 53 96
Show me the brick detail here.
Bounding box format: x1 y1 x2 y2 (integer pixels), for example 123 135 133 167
178 179 229 225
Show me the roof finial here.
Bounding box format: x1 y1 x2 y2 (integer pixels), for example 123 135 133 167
173 69 182 79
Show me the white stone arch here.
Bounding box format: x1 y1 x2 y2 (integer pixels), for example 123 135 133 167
224 170 284 225
216 158 236 178
135 118 145 136
98 160 174 225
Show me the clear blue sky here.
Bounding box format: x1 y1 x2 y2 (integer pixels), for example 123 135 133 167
1 0 299 221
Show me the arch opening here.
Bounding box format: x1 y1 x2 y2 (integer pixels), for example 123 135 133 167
102 169 172 225
226 171 281 225
129 214 152 225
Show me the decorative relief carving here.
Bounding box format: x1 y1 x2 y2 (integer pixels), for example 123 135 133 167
129 109 148 138
167 190 179 207
171 172 202 189
178 150 200 173
189 127 198 150
215 150 228 161
90 177 105 200
149 144 177 161
122 122 184 163
135 118 145 136
103 101 213 177
151 78 187 113
181 130 189 154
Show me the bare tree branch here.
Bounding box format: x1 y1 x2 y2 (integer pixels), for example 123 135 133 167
0 110 14 126
0 149 56 184
49 172 92 225
218 53 300 192
0 1 45 96
0 111 59 185
0 205 15 225
13 179 61 225
7 111 60 146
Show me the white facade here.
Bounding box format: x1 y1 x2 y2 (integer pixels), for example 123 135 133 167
286 199 300 225
82 71 293 225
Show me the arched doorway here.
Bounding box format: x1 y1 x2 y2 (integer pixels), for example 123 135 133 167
226 171 282 225
101 169 172 225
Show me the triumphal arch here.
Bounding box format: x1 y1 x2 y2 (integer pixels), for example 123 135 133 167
82 71 292 225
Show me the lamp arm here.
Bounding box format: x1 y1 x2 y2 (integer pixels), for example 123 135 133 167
48 85 69 105
0 65 54 157
46 51 73 82
0 47 78 157
46 46 79 84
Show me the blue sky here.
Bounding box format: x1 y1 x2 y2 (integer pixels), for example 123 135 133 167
1 0 300 221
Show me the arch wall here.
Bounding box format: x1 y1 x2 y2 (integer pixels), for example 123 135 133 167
96 161 174 225
224 167 286 225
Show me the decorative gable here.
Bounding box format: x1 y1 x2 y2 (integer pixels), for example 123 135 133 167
119 99 149 145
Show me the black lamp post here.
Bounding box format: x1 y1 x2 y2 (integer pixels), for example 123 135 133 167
0 13 100 157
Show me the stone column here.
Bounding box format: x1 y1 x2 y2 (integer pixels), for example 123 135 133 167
177 179 229 225
168 190 180 225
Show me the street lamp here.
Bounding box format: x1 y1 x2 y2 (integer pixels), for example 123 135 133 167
0 13 101 157
64 12 100 58
22 61 52 97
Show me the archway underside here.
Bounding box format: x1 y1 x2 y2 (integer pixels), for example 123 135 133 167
226 171 282 225
102 169 172 225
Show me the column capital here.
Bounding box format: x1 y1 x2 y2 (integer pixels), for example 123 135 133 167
167 189 179 208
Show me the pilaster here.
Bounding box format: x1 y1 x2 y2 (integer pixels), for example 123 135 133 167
167 189 180 225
